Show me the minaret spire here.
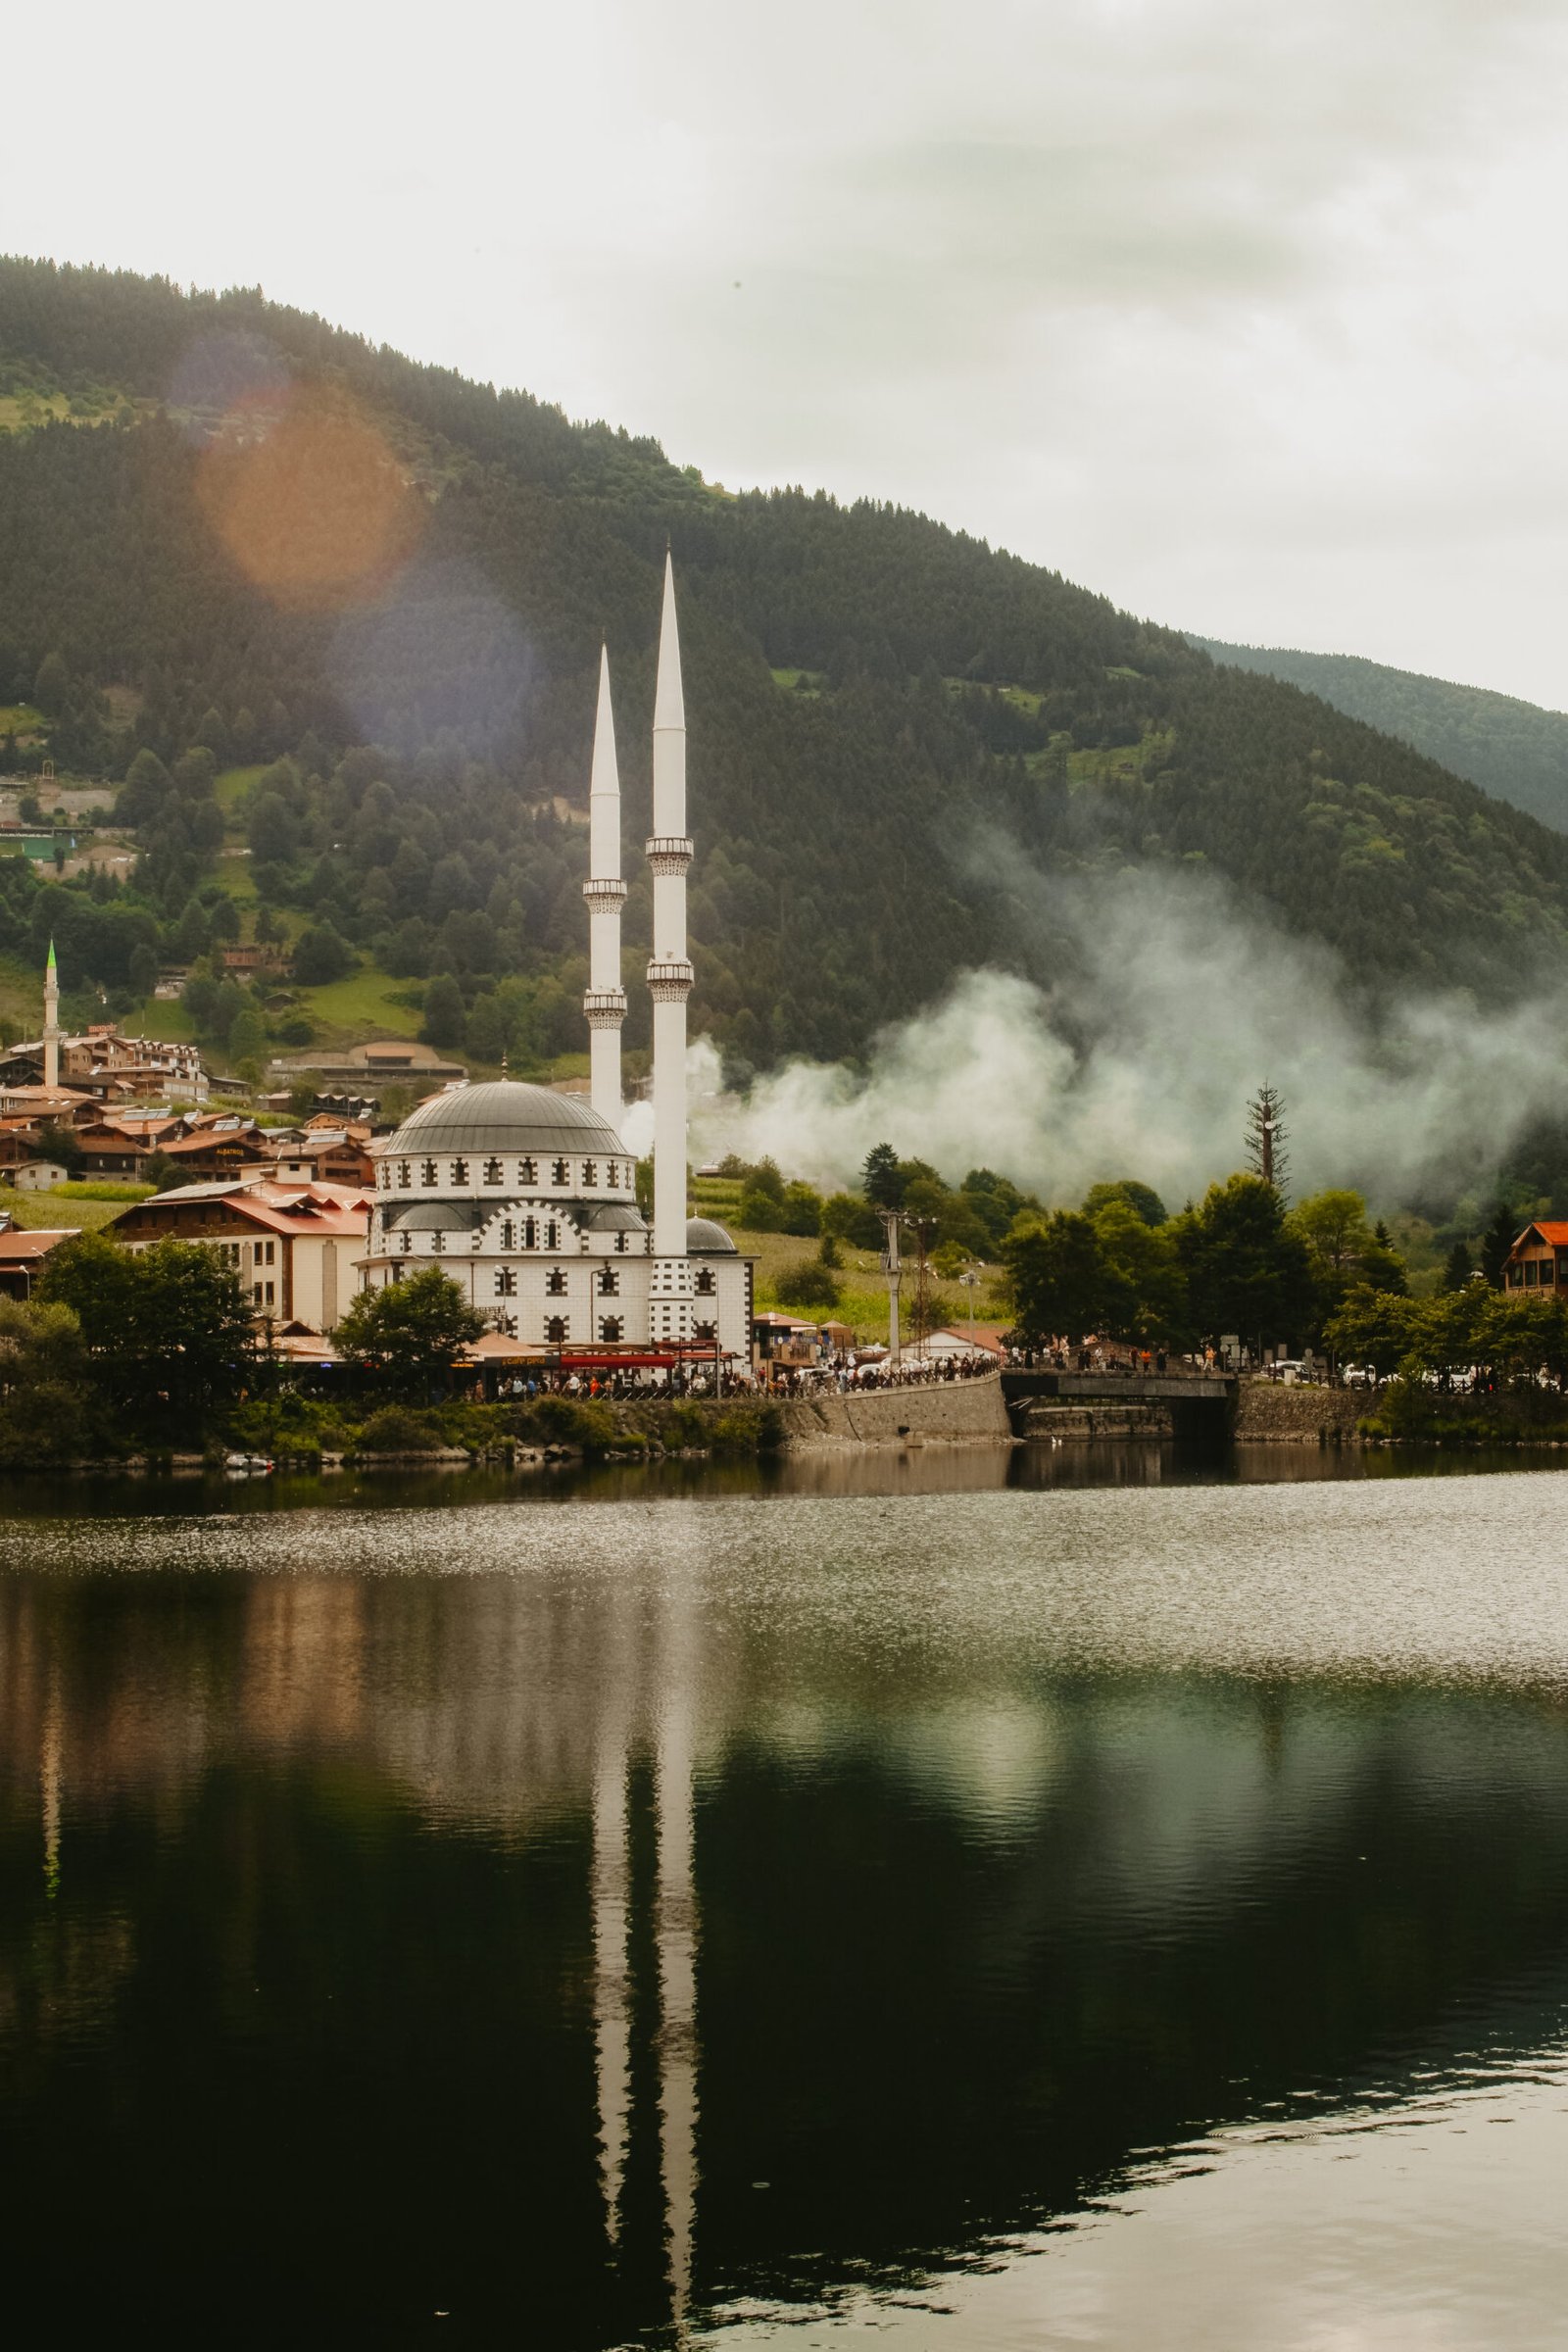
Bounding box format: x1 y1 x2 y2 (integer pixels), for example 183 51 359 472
583 645 628 1128
43 937 59 1094
647 554 696 1329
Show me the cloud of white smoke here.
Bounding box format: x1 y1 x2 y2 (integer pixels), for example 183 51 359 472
691 863 1564 1210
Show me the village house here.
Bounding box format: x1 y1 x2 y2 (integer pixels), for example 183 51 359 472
110 1178 373 1330
0 1227 75 1299
266 1038 466 1094
1501 1222 1568 1294
0 1024 208 1103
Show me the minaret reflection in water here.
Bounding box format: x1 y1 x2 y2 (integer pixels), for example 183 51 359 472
590 1563 700 2331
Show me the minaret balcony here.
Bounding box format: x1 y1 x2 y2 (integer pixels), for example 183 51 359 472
583 987 628 1026
647 957 694 1002
645 836 694 875
582 877 629 911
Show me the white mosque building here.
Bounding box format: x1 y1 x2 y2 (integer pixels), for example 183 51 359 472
360 558 754 1364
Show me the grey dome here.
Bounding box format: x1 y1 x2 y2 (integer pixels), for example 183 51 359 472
387 1200 489 1233
686 1215 738 1254
583 1203 648 1232
387 1082 628 1159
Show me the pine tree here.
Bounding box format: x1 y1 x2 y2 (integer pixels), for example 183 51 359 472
1244 1085 1290 1198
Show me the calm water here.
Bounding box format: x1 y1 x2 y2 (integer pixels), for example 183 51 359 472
2 1445 1567 2345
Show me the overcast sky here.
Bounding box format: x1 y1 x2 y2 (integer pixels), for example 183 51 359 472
9 0 1568 708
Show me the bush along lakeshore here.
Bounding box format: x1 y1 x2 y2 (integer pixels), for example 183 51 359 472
0 1241 782 1470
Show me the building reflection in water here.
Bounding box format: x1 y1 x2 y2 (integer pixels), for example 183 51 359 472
3 1490 1568 2342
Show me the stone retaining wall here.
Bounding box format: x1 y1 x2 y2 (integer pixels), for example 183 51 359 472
1232 1380 1364 1445
777 1374 1012 1447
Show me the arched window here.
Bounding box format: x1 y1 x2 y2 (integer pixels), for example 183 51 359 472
451 1158 468 1186
518 1157 537 1185
420 1158 438 1186
546 1268 568 1296
483 1158 503 1185
613 1233 628 1254
581 1160 598 1187
494 1267 516 1297
597 1267 619 1297
431 1231 445 1254
544 1221 560 1250
599 1316 623 1343
401 1232 413 1254
500 1221 514 1250
694 1319 716 1342
522 1217 537 1250
545 1315 568 1345
551 1158 568 1185
605 1161 618 1187
397 1160 412 1189
695 1267 715 1296
377 1161 391 1189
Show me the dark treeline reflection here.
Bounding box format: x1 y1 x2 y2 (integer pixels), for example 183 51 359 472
2 1544 1567 2341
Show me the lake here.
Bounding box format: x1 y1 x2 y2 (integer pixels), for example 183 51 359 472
2 1444 1566 2345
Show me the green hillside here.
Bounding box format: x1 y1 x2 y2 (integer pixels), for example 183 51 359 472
1196 638 1568 834
4 254 1568 1097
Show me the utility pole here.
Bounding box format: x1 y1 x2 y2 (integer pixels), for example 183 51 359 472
879 1207 903 1366
959 1264 981 1346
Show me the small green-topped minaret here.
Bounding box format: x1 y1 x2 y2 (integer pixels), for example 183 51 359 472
43 937 59 1093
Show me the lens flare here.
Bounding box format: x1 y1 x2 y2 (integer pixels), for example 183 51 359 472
197 384 423 612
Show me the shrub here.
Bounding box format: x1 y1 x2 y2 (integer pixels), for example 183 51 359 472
355 1404 447 1452
776 1261 840 1309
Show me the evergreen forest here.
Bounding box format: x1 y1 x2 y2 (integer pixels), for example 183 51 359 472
3 254 1568 1098
1196 638 1568 835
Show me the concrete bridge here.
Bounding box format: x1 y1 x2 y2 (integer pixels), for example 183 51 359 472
1002 1369 1237 1441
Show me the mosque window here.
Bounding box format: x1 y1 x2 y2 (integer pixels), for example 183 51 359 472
582 1160 598 1186
523 1217 537 1250
613 1232 628 1254
551 1158 568 1185
545 1315 568 1345
695 1267 716 1296
605 1161 618 1187
599 1317 623 1343
431 1232 445 1254
545 1221 560 1250
597 1267 619 1297
420 1158 438 1186
401 1232 412 1254
500 1220 514 1250
494 1267 516 1297
518 1157 537 1185
694 1319 715 1342
546 1268 568 1296
377 1161 390 1189
451 1158 469 1186
483 1158 504 1185
397 1160 412 1188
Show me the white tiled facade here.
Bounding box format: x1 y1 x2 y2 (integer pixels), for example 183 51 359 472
359 1090 751 1359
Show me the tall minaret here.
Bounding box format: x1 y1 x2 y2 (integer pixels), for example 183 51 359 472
647 554 695 1332
582 647 628 1128
42 938 59 1093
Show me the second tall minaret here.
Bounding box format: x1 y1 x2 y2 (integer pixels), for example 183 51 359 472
582 647 628 1128
647 554 696 1331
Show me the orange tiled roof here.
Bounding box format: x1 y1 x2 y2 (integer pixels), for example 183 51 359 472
1517 1223 1568 1248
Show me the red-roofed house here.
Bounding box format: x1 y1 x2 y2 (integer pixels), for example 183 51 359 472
0 1228 75 1299
1502 1222 1568 1296
109 1180 372 1330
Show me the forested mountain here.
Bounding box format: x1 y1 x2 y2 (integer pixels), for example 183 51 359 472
1196 638 1568 835
4 254 1568 1082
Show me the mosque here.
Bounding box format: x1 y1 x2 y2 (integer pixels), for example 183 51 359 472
359 558 754 1365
